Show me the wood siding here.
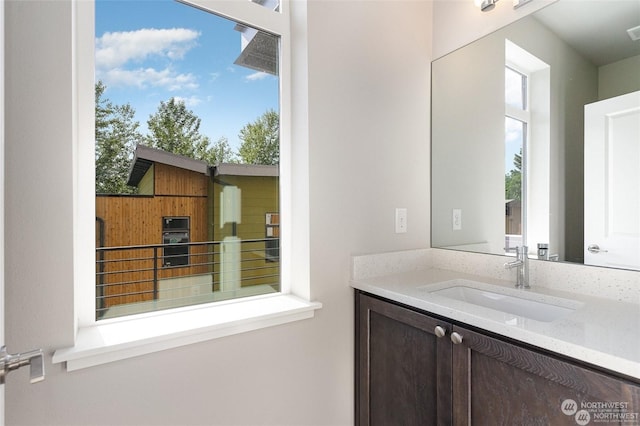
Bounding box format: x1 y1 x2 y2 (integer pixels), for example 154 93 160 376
155 162 208 196
96 196 209 247
96 195 210 310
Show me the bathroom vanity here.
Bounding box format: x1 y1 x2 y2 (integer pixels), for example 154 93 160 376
364 0 640 422
352 264 640 426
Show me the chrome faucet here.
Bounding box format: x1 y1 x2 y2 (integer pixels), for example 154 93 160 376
504 246 530 289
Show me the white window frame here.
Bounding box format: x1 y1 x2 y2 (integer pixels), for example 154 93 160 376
53 0 318 372
505 65 530 123
505 39 551 257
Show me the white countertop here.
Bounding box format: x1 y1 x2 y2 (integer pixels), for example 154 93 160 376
351 267 640 380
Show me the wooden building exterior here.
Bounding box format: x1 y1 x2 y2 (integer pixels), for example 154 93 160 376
96 145 280 319
212 163 280 291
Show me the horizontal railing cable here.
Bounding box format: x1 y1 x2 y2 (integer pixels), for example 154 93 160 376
95 238 280 320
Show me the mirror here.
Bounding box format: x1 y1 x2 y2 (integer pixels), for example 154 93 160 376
431 0 640 269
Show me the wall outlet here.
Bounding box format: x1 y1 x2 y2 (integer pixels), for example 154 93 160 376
395 208 407 233
452 209 462 231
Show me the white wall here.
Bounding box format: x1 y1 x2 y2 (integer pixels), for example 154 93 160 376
599 54 640 100
3 0 432 424
431 32 505 253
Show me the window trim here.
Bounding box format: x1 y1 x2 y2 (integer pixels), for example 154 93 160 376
53 293 320 371
55 0 317 371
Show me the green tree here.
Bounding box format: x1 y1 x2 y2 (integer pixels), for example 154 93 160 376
237 109 279 165
95 81 142 194
505 150 522 200
145 98 219 162
206 136 237 165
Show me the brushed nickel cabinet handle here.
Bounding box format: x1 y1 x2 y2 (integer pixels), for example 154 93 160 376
450 332 463 345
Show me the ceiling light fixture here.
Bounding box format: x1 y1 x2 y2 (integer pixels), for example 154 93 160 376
628 25 640 41
475 0 498 12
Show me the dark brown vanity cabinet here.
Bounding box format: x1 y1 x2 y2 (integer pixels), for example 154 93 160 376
356 292 452 425
356 291 640 426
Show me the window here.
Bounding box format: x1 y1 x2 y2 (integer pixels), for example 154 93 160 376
504 40 551 255
504 66 529 251
505 66 527 110
94 0 284 319
162 217 190 267
52 0 317 370
265 213 280 261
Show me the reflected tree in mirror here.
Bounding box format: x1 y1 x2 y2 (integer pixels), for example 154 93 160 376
505 149 522 201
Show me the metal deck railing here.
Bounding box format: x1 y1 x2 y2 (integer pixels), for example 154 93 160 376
95 238 280 320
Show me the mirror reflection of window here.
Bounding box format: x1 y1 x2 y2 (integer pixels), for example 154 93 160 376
504 40 551 258
505 117 525 251
505 67 528 253
505 67 526 110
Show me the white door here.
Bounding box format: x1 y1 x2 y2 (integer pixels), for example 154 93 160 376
584 90 640 270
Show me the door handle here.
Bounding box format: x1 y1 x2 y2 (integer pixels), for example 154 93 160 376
0 346 45 384
587 244 608 254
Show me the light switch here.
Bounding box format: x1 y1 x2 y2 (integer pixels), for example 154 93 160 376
452 209 462 231
395 208 407 233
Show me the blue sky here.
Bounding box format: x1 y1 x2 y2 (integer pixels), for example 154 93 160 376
95 0 279 151
505 117 523 174
504 68 524 173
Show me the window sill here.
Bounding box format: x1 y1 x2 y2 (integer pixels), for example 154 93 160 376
52 294 322 371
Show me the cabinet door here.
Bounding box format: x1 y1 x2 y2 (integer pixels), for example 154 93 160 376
356 292 452 426
452 325 640 425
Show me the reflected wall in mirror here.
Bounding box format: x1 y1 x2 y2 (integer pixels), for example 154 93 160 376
431 0 640 270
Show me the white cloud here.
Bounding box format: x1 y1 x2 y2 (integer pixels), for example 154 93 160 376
210 72 221 82
245 71 269 82
96 28 200 69
100 67 199 92
173 95 203 107
95 28 200 91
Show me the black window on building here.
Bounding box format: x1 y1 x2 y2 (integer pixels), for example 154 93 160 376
163 217 190 267
265 213 280 262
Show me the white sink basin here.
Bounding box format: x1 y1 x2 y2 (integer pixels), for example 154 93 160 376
429 285 580 322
